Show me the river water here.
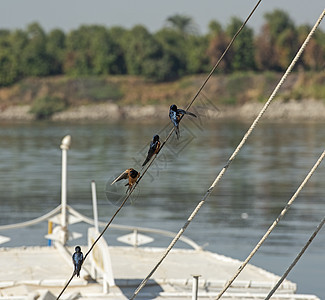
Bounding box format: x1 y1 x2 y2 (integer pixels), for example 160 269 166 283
0 118 324 298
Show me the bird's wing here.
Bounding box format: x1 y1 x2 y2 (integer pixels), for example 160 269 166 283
177 109 187 115
111 169 130 185
154 141 161 154
178 109 197 118
186 111 197 117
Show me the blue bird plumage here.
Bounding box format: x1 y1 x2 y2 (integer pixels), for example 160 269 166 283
72 246 83 277
142 135 161 166
169 104 197 139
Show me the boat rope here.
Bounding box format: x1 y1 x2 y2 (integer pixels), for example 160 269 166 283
265 216 325 300
0 205 61 230
55 187 136 300
55 1 262 297
130 8 325 300
55 271 75 300
215 150 325 300
214 9 325 300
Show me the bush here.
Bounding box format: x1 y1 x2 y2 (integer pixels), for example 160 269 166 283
75 78 124 101
30 96 67 119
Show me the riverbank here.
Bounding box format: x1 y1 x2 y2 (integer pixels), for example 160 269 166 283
0 98 324 122
0 72 324 122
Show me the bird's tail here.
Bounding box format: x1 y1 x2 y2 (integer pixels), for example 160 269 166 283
186 111 197 118
74 267 80 277
142 156 150 167
175 124 180 139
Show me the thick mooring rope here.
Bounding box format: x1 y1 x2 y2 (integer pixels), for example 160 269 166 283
265 217 325 300
131 8 325 300
215 150 325 300
214 9 325 300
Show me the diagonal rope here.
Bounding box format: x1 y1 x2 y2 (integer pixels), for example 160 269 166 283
265 216 325 300
130 8 325 300
55 271 75 300
215 150 325 300
214 9 325 300
55 1 256 295
56 183 137 300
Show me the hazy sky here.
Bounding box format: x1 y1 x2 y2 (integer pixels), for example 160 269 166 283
1 0 324 34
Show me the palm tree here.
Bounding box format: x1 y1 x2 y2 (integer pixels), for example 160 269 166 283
166 14 198 35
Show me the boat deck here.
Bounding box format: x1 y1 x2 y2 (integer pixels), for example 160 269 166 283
0 245 320 300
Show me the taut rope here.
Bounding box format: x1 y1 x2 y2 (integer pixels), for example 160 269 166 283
131 8 325 300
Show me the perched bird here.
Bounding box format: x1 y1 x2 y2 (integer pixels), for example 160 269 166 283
142 135 161 167
169 104 197 139
72 246 83 277
111 168 140 193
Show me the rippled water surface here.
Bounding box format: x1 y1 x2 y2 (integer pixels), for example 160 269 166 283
0 118 324 298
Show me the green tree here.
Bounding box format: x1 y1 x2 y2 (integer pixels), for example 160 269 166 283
155 28 187 78
226 17 255 71
107 26 128 74
89 26 124 75
20 22 52 76
0 30 20 85
185 35 210 74
208 20 223 36
64 26 94 75
122 25 162 77
64 25 125 76
46 29 66 75
166 14 198 36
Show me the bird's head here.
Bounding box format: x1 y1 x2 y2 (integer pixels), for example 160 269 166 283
75 246 81 253
170 104 177 112
129 169 138 178
153 135 160 142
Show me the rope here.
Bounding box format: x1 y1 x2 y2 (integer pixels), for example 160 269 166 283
57 1 263 298
215 150 325 300
265 216 325 300
130 1 266 298
130 8 325 300
56 183 139 299
214 10 325 299
55 271 75 300
0 205 61 230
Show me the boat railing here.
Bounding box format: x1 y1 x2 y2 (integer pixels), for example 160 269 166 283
88 227 115 293
0 204 202 250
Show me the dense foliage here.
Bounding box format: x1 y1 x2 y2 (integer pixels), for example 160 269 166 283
0 9 324 86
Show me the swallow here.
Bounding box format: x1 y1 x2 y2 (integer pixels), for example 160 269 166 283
169 104 197 139
142 135 161 167
111 168 140 193
72 246 83 277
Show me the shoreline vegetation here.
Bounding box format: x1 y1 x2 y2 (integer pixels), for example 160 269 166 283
0 9 324 122
0 72 324 122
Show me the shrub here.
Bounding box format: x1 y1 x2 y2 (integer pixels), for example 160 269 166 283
30 96 67 119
